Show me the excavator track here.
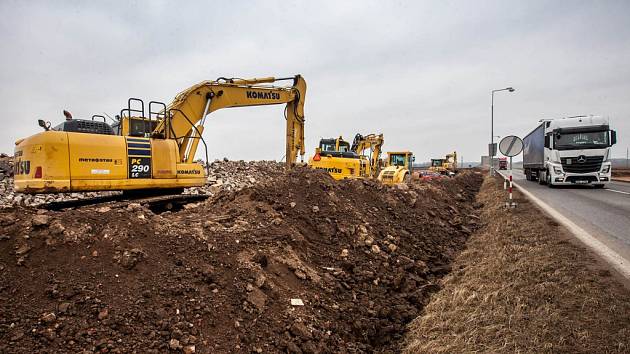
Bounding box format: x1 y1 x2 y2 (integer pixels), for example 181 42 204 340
40 193 210 212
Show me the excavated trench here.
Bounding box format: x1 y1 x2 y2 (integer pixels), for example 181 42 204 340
0 167 483 353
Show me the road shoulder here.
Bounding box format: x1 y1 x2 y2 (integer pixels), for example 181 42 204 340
403 176 630 353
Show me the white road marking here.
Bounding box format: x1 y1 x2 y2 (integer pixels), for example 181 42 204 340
498 171 630 280
605 189 630 195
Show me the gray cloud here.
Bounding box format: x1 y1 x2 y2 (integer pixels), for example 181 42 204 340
1 0 629 162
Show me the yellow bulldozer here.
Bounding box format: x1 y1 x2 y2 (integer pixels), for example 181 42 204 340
308 133 383 180
14 75 307 194
429 151 458 175
377 151 415 185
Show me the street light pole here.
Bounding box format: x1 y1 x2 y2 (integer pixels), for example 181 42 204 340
490 87 515 176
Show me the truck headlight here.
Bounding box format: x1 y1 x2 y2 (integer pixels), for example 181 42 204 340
553 166 563 174
601 165 610 174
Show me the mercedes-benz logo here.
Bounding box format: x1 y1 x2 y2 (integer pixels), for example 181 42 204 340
577 155 587 163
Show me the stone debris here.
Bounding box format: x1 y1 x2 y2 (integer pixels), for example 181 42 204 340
1 158 284 208
290 298 305 306
185 160 285 197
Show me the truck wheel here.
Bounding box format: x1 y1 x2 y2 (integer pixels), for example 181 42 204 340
525 169 531 181
538 170 546 185
546 170 554 188
594 184 605 189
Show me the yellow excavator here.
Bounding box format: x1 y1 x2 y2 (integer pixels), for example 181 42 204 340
14 75 307 193
307 133 383 180
429 151 458 175
378 151 415 185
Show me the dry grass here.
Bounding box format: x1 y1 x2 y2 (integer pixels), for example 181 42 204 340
403 176 630 353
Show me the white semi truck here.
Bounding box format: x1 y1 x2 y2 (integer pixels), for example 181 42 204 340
523 116 617 188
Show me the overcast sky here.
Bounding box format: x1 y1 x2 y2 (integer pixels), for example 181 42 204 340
1 0 629 162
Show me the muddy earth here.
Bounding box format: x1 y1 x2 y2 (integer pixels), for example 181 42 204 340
0 167 482 353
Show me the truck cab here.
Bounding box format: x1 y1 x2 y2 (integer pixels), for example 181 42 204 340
524 116 617 188
498 157 508 170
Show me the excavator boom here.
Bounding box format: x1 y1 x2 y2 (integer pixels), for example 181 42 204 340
158 75 307 166
351 133 384 178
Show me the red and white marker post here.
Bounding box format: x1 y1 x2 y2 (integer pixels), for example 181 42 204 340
506 156 517 208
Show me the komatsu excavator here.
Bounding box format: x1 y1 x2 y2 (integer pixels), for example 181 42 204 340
14 75 307 193
307 133 383 180
378 151 415 185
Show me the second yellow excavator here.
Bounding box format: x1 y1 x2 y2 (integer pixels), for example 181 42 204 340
307 133 384 180
14 75 307 193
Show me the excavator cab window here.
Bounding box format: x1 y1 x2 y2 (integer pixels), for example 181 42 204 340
319 139 337 152
129 118 159 137
390 154 406 166
338 141 351 153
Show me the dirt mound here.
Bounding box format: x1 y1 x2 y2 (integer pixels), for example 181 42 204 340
0 168 482 353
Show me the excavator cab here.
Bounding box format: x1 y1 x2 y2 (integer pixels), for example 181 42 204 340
389 152 413 168
317 137 357 158
378 151 414 185
110 99 167 138
430 159 444 168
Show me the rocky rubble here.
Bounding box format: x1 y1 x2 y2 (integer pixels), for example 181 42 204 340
185 160 285 195
0 158 283 208
0 153 12 178
0 166 483 353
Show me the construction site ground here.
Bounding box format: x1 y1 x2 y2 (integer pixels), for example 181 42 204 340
404 176 630 353
0 166 483 353
2 163 629 353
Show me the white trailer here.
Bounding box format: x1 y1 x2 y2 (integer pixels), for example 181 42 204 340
523 116 617 187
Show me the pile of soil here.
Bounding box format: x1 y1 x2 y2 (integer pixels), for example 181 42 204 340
404 176 630 353
0 168 483 353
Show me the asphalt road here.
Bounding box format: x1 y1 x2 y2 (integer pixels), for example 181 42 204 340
499 168 630 262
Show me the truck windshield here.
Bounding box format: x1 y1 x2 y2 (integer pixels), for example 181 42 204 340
554 131 609 150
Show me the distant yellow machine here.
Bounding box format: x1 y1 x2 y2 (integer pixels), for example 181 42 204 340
429 151 458 175
14 76 307 193
308 133 383 180
378 151 414 185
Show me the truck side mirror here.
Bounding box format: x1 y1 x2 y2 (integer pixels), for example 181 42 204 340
544 135 550 148
611 130 617 145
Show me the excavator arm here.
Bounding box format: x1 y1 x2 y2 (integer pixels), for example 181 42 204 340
351 133 384 178
155 75 307 167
